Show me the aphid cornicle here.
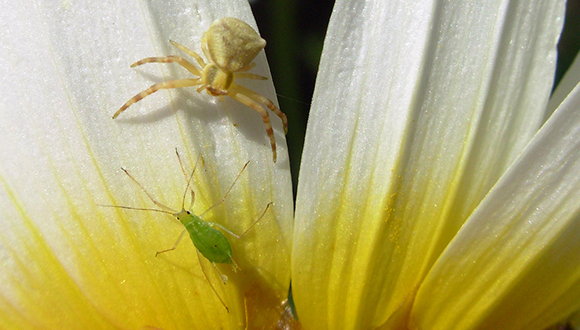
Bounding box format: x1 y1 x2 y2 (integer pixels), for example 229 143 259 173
114 17 288 163
108 149 272 312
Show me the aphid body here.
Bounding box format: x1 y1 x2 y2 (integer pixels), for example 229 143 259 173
176 209 233 264
114 17 288 162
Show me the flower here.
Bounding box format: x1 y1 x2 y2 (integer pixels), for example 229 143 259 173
292 0 580 329
3 0 580 329
0 0 292 328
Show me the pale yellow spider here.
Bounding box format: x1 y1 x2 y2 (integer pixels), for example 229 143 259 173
113 17 288 163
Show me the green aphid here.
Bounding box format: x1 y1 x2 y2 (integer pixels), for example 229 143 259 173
109 149 272 312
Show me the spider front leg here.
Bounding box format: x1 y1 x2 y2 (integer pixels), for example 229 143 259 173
234 72 268 80
113 78 203 119
131 55 202 76
169 40 207 69
232 84 288 134
230 88 279 163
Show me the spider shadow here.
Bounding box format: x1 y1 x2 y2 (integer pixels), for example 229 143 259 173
219 97 285 149
175 84 286 162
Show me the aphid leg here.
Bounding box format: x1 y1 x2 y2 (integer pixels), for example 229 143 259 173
210 261 230 283
233 84 288 134
155 229 187 256
174 148 204 209
236 202 273 238
199 161 250 217
170 40 207 68
229 90 277 162
229 257 240 273
121 168 176 213
131 55 202 76
207 202 272 239
196 251 229 313
113 78 202 119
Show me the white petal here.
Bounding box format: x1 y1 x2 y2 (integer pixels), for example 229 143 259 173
413 82 580 330
0 0 292 327
293 0 565 328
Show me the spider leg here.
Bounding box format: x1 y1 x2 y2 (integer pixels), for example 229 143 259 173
113 78 202 118
170 40 207 68
232 84 288 134
131 55 202 76
234 72 267 80
237 62 256 72
230 88 278 162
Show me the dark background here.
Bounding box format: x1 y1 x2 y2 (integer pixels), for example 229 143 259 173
250 0 580 192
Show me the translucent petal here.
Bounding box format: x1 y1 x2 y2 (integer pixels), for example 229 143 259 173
413 83 580 330
546 51 580 119
571 310 580 329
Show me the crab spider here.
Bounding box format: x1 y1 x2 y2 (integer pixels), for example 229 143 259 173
113 17 288 163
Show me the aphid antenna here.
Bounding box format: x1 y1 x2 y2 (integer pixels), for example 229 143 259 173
99 204 173 215
199 161 250 218
121 167 177 214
